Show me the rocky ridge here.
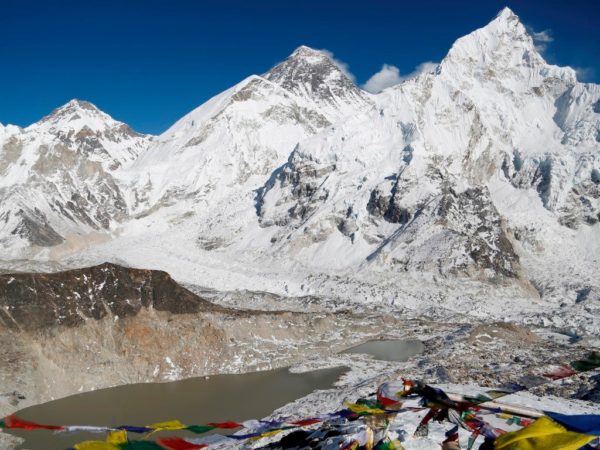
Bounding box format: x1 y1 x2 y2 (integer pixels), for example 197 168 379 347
0 262 225 330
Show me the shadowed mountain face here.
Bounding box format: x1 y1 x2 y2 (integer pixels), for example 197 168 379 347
0 263 224 331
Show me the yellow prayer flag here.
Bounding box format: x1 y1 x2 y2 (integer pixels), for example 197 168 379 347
344 402 386 415
260 429 284 438
147 419 187 431
74 430 127 449
364 427 374 450
250 429 284 440
106 430 128 444
495 416 596 450
73 441 120 450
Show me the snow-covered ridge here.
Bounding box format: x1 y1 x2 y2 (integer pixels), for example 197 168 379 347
1 8 599 333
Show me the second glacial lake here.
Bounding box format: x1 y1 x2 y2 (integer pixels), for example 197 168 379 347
341 339 424 362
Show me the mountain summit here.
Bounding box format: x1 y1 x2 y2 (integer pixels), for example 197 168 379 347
265 46 370 114
441 6 575 87
37 99 119 133
0 99 150 250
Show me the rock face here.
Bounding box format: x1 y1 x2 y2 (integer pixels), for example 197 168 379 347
0 263 223 331
0 7 599 322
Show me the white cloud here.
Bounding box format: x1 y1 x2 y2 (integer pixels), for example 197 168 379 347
362 64 402 93
362 61 438 94
529 28 554 52
320 49 356 83
411 61 439 78
314 49 438 92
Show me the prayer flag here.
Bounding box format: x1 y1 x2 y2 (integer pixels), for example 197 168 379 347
206 421 241 429
156 437 208 449
148 420 187 431
494 416 596 450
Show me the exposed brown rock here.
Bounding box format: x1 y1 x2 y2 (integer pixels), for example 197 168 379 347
0 262 225 331
467 322 541 345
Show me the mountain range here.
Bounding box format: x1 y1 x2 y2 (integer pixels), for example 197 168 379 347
1 7 598 333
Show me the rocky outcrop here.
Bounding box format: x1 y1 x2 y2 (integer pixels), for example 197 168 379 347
366 188 412 225
436 187 520 278
0 263 224 331
9 206 64 247
257 149 336 227
558 178 600 228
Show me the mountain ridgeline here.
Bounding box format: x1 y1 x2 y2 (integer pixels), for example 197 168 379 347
1 8 599 316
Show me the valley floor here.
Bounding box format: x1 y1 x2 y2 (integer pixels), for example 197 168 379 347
1 286 598 449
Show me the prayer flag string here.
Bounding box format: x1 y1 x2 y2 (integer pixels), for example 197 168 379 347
0 351 598 449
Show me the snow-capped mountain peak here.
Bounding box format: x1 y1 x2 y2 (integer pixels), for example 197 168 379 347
0 100 152 251
440 7 576 87
33 99 117 133
290 45 331 61
21 98 151 169
127 48 373 213
265 45 348 86
49 98 100 114
493 6 522 26
450 6 532 55
264 45 371 115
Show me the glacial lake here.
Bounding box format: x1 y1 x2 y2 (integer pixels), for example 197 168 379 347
341 339 425 361
6 366 346 450
5 339 424 449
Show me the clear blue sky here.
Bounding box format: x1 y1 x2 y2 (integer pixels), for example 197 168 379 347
1 0 598 134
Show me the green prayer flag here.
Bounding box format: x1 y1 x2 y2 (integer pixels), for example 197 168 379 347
186 425 216 434
374 441 397 450
357 398 380 408
0 419 5 429
465 394 492 404
570 352 600 372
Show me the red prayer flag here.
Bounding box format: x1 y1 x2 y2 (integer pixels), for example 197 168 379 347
377 394 401 407
442 431 459 443
206 421 241 429
290 418 321 426
543 365 578 380
4 415 63 431
157 437 208 450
